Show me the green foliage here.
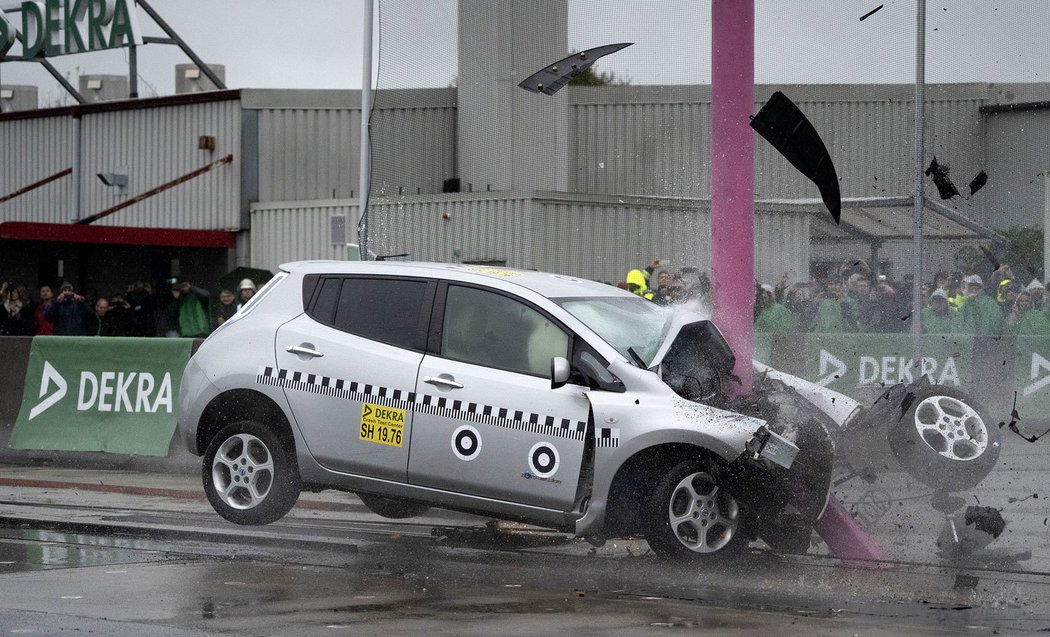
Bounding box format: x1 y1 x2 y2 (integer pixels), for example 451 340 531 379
569 65 628 87
955 227 1044 281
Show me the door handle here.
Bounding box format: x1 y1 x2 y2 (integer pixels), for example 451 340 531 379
286 345 324 358
423 375 464 389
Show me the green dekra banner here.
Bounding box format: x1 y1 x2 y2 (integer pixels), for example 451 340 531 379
9 337 192 456
801 333 975 397
1011 336 1050 417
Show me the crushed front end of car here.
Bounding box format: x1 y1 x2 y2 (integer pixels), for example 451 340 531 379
658 320 835 552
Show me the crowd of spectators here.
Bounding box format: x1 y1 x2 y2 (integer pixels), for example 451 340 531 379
625 258 1050 336
10 259 1049 339
0 277 259 338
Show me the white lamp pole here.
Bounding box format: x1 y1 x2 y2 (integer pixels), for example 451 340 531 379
911 0 926 359
357 0 374 257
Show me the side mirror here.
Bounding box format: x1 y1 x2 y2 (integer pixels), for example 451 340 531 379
551 356 571 389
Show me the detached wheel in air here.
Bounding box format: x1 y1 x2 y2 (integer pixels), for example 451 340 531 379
646 459 750 560
358 493 431 519
887 386 1000 492
203 420 301 525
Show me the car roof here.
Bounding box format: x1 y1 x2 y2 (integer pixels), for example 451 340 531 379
279 260 631 299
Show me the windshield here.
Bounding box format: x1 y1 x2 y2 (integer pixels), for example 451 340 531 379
555 296 673 367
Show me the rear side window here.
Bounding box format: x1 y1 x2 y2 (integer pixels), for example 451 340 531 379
315 277 428 349
309 277 342 324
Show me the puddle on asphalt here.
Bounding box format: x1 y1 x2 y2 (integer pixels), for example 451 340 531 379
0 528 171 572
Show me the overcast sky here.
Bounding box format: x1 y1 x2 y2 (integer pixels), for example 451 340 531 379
0 0 1046 104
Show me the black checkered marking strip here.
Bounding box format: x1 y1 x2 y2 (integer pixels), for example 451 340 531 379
257 367 415 411
596 427 620 448
258 366 588 442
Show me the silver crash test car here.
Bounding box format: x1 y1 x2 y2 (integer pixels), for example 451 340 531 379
177 262 998 559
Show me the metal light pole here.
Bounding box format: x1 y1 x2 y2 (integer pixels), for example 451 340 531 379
357 0 374 257
911 0 926 360
1044 172 1049 280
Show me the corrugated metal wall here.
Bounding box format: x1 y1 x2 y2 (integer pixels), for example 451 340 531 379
81 99 242 229
529 193 710 283
256 107 361 202
1 97 241 229
249 193 809 285
982 108 1050 229
0 115 73 223
569 84 992 203
252 88 457 203
369 195 534 267
250 200 353 268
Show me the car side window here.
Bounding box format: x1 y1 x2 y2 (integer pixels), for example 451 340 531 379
309 277 427 349
442 285 569 377
308 277 342 324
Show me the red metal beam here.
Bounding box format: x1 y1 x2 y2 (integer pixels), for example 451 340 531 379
77 154 234 225
0 221 236 248
0 168 72 204
0 90 242 123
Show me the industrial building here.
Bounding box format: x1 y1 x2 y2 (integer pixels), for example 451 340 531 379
2 71 1047 294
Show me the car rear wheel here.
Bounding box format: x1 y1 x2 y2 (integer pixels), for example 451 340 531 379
203 420 300 525
358 493 431 519
646 459 750 559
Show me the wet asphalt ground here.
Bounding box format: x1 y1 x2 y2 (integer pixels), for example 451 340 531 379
2 439 1050 635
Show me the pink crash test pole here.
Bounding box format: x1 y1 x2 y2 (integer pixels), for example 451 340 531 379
710 0 755 395
709 0 888 567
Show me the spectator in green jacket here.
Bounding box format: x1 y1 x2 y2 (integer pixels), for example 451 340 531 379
813 280 853 333
844 274 871 330
958 274 1004 336
1008 291 1050 336
922 288 958 334
754 284 799 333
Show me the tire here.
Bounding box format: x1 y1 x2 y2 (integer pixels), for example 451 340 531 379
887 385 1000 492
358 493 431 519
646 458 751 560
202 420 301 525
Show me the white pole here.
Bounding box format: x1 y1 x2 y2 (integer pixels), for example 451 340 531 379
911 0 926 359
1044 172 1049 282
357 0 374 257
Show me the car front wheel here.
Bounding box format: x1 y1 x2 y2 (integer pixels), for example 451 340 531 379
203 420 300 525
646 458 750 559
887 386 999 492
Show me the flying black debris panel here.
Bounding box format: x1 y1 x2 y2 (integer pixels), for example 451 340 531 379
969 170 988 196
925 157 961 200
750 91 842 224
518 43 633 96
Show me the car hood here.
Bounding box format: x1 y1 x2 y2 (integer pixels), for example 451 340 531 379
649 318 735 373
650 319 860 427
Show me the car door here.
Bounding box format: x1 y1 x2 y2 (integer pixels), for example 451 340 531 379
274 275 434 481
408 282 591 511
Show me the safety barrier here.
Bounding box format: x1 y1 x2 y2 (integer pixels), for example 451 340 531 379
1 336 201 468
757 333 1043 418
1 333 1044 462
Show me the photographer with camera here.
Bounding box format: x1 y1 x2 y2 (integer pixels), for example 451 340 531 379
155 279 210 338
43 282 96 336
98 294 135 337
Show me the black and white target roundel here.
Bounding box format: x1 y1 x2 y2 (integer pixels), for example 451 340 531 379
528 442 560 478
451 425 482 461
